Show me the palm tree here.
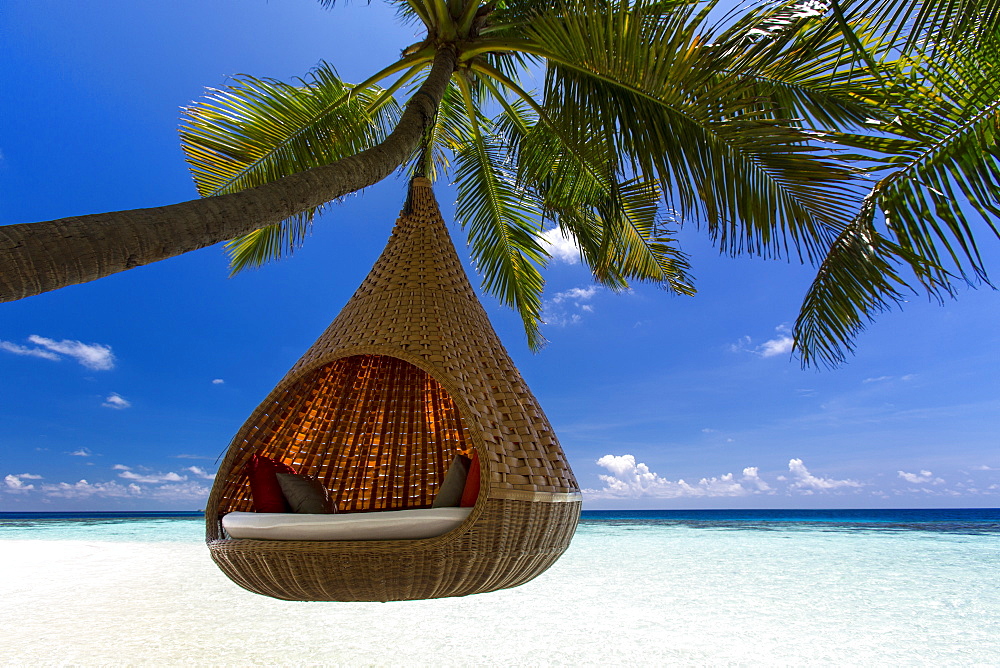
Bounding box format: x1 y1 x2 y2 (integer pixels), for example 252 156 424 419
1 0 997 364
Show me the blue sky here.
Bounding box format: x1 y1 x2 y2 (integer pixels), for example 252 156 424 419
2 0 998 511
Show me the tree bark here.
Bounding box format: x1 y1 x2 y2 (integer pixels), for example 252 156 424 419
0 47 458 303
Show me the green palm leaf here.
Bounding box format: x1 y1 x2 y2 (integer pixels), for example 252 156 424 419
492 97 695 294
795 31 1000 366
520 0 862 264
180 62 402 271
451 74 550 349
836 0 1000 51
793 200 949 368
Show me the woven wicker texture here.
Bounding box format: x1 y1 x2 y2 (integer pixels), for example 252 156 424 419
206 178 581 601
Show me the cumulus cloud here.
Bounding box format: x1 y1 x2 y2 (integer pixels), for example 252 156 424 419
46 476 210 502
759 335 794 358
69 448 93 457
787 458 862 493
9 465 212 502
40 479 142 499
897 470 945 485
212 378 225 385
583 454 772 499
4 473 42 492
186 466 216 480
114 465 187 484
102 393 131 410
541 227 581 264
741 466 772 492
143 481 212 501
544 286 600 326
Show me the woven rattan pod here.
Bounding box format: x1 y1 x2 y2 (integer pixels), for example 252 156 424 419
205 178 582 601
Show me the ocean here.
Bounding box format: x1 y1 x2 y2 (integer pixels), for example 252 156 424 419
1 509 998 665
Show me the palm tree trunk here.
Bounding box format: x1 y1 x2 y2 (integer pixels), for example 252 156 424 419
0 47 458 303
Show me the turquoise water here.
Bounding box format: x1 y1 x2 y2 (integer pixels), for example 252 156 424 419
1 510 998 665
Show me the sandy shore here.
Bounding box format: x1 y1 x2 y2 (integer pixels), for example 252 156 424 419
1 528 997 665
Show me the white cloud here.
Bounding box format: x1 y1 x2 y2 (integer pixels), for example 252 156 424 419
172 454 215 460
115 465 187 484
26 335 115 370
759 336 793 358
863 375 893 384
741 466 772 492
551 286 598 303
731 325 795 358
0 341 60 361
10 465 211 502
186 466 216 480
787 458 862 492
212 378 225 385
69 448 93 457
4 473 42 492
540 227 581 264
583 454 772 499
102 393 131 410
544 286 600 327
144 481 212 501
40 479 142 499
972 464 1000 471
897 470 945 485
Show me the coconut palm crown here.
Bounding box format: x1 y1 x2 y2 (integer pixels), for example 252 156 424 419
1 0 999 367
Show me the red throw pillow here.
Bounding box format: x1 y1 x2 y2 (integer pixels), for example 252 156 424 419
460 450 480 507
246 454 296 512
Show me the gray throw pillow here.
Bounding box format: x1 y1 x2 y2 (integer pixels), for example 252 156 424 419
432 455 471 508
276 473 337 514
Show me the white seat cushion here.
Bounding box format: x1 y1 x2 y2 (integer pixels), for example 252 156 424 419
221 507 472 541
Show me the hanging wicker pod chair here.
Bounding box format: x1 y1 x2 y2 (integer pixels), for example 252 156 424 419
205 177 582 602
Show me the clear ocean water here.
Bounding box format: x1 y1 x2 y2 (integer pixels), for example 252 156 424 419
1 509 997 666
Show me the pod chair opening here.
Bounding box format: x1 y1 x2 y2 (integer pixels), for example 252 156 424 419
210 353 481 515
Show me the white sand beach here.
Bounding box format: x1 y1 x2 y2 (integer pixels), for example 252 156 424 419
2 521 998 665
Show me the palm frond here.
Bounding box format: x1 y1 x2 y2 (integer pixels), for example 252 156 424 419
452 74 550 350
793 199 949 368
225 213 321 276
180 62 404 270
523 0 862 263
710 5 892 130
836 0 1000 51
849 36 1000 284
181 62 401 197
794 31 1000 365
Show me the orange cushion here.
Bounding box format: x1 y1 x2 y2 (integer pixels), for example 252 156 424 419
460 450 480 507
246 454 296 512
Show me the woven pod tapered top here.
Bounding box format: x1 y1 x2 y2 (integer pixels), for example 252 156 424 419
206 178 581 602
